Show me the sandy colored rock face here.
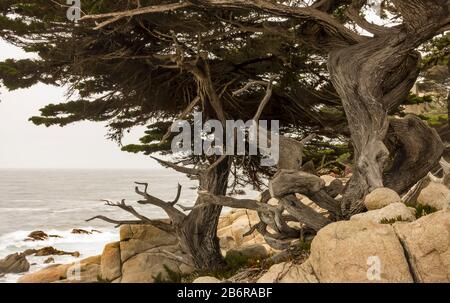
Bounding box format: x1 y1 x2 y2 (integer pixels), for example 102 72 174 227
119 224 178 262
74 263 101 283
257 261 318 283
394 210 450 282
121 252 193 283
217 210 265 251
193 276 221 283
350 203 416 224
280 261 318 283
309 220 413 283
101 241 122 282
18 264 70 283
320 175 336 186
119 224 177 244
364 187 402 210
417 182 450 210
18 255 101 283
80 255 101 265
257 263 290 283
226 244 268 260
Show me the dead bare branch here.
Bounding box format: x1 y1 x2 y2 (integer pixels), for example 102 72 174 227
135 182 186 222
160 96 200 145
80 2 192 29
151 156 201 176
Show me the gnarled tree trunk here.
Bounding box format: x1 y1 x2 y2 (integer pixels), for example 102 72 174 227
177 159 231 270
329 0 448 216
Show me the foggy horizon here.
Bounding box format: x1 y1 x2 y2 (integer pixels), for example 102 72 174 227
0 40 159 170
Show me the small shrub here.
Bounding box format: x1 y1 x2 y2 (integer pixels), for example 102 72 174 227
153 265 185 283
205 252 266 279
415 204 438 219
380 216 410 224
297 239 312 253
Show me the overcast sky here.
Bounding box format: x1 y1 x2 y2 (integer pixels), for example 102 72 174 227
0 40 157 169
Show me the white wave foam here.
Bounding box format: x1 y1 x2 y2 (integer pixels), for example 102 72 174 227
0 228 119 283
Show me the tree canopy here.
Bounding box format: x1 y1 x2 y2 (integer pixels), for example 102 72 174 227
1 0 449 270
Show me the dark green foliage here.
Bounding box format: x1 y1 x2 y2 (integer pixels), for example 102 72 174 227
421 33 450 68
121 122 173 155
152 265 185 283
1 0 440 187
296 239 312 253
303 140 351 175
418 114 448 127
403 93 434 105
0 0 355 178
204 252 265 280
380 216 410 224
415 204 438 219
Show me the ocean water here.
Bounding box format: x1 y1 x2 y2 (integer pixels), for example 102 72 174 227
0 169 201 283
0 169 260 283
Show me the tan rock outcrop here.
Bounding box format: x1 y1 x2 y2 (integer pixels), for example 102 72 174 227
364 187 402 210
217 210 265 251
309 220 413 282
100 241 121 282
417 182 450 210
119 224 178 262
257 261 318 283
121 249 193 283
350 203 416 224
18 264 71 283
18 255 101 283
226 244 268 260
394 210 450 282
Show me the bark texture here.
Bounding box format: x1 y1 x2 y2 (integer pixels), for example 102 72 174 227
328 1 448 215
177 159 231 270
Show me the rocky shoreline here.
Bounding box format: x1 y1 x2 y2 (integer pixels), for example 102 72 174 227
3 175 450 283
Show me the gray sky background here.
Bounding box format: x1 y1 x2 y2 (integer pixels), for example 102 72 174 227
0 40 157 169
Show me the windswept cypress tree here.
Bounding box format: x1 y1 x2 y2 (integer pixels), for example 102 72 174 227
1 0 448 269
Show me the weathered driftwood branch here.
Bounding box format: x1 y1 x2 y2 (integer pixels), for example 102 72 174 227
160 96 200 145
200 190 300 238
151 156 201 176
384 115 445 194
169 184 183 206
280 195 332 232
278 134 316 170
269 169 325 198
86 199 174 233
427 158 450 188
232 76 275 123
80 2 192 29
135 182 186 223
309 190 341 217
323 178 344 198
80 0 362 49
